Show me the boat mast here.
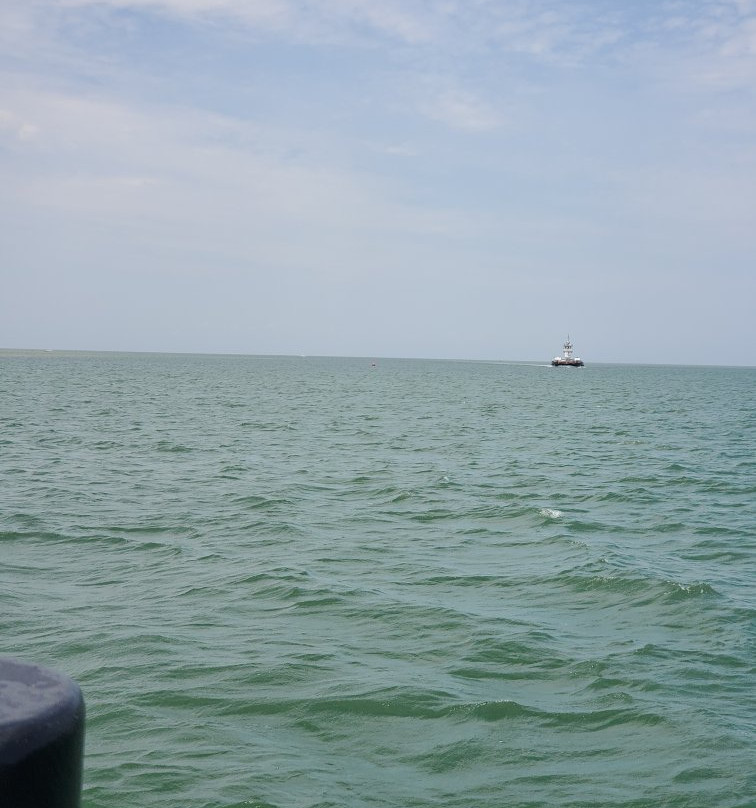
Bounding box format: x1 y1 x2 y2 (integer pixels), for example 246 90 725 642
563 336 574 361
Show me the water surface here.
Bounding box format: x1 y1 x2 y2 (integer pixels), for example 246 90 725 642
2 352 754 807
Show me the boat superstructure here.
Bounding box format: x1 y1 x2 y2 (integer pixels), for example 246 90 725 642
551 336 584 367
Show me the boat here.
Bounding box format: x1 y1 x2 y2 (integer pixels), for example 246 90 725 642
551 336 584 367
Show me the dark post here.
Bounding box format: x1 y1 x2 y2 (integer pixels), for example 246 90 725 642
0 658 85 808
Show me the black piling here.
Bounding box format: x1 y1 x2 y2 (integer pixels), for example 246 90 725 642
0 658 85 808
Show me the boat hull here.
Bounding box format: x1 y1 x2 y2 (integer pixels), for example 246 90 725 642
551 359 584 367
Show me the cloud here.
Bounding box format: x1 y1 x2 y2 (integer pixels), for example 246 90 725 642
39 0 629 58
58 0 288 18
421 89 503 132
0 109 40 142
707 15 756 85
319 0 436 44
636 1 756 89
53 0 434 43
2 83 486 281
13 0 750 94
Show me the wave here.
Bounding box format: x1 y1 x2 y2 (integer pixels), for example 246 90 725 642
542 563 719 605
198 687 672 735
156 440 194 452
227 494 295 510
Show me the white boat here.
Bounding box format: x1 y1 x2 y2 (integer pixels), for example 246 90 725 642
551 336 584 367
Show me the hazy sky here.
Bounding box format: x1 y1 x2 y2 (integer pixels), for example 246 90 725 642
2 0 755 364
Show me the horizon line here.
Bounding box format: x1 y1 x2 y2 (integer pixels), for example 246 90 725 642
1 346 754 370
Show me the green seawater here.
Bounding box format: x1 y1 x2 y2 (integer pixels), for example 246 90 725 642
1 351 754 808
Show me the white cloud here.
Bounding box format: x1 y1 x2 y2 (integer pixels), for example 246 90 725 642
54 0 433 43
641 1 756 89
11 0 746 89
722 15 756 53
319 0 436 43
57 0 288 18
2 83 485 280
372 142 418 157
40 0 627 57
0 108 40 142
421 89 503 132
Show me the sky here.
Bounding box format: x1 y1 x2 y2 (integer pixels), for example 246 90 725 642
1 0 755 364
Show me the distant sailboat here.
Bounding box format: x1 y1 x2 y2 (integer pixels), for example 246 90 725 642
551 336 584 367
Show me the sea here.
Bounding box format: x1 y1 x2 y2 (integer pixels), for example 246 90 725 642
1 350 754 808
